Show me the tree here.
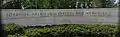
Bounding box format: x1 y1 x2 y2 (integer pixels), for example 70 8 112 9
1 0 115 9
90 0 106 8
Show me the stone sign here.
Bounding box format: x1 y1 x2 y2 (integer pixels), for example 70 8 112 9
1 8 119 26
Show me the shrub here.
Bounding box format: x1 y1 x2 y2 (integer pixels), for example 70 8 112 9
5 23 118 37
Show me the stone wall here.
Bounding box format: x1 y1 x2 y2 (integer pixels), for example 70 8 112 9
1 8 119 26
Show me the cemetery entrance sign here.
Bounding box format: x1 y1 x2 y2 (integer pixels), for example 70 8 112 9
1 8 118 26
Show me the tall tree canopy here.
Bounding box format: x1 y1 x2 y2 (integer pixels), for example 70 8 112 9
1 0 118 9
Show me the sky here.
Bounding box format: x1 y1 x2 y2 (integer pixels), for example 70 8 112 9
114 0 119 4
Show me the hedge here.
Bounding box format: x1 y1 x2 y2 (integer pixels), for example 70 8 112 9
4 23 118 37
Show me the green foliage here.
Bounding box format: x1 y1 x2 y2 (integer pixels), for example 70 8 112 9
4 23 25 35
5 23 118 37
1 0 117 9
4 23 16 31
8 34 28 37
